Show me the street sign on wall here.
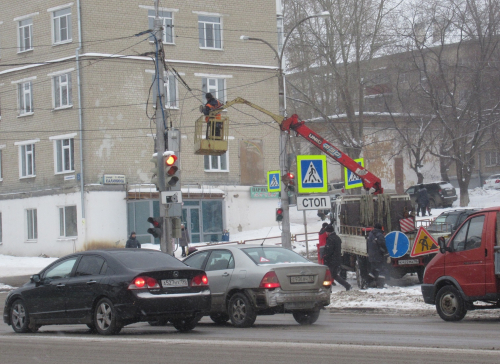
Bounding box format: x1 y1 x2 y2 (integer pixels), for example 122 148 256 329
344 158 364 189
296 155 328 194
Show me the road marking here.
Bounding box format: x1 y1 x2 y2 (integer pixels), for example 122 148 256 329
1 335 499 354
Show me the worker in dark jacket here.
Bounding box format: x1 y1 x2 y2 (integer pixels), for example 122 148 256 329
322 226 351 291
416 184 430 217
125 232 141 249
367 223 388 286
203 92 223 139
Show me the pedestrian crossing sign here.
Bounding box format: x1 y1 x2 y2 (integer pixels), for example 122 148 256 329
296 155 328 194
267 170 281 192
410 227 440 257
344 158 364 189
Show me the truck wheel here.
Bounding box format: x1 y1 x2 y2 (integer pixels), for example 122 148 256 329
355 258 368 290
435 286 467 321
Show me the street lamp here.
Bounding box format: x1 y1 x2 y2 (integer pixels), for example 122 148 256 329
241 11 330 250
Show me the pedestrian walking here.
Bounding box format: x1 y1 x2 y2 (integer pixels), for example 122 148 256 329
125 231 141 249
367 223 389 287
322 225 351 291
179 223 190 257
416 184 430 217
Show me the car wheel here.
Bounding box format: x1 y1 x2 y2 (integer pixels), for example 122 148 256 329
94 298 122 335
210 313 230 325
10 300 31 333
172 316 200 332
429 199 436 209
435 286 467 321
292 310 320 325
355 257 368 290
228 293 257 328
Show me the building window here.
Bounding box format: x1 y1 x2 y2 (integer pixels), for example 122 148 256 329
18 82 33 115
19 144 35 178
277 16 284 55
204 152 228 172
18 18 33 52
54 138 74 173
485 150 499 166
198 16 222 49
202 78 225 103
148 10 174 44
53 8 72 44
26 209 37 240
0 149 2 181
0 212 3 243
53 73 72 108
151 74 178 108
59 206 77 237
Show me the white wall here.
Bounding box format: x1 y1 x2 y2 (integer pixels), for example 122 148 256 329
218 186 279 233
0 191 128 257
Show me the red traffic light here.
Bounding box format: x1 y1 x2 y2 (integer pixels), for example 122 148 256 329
287 172 294 179
165 154 177 166
276 208 283 214
276 208 284 222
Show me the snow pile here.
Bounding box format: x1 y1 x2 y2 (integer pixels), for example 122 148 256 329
0 254 57 278
0 283 15 291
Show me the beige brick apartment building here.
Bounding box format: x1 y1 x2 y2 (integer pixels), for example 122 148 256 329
0 1 283 256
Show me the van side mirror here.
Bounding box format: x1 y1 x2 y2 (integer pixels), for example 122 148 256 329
31 274 41 284
438 237 447 254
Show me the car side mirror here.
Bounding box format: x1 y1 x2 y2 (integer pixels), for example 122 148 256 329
438 237 447 254
31 274 41 284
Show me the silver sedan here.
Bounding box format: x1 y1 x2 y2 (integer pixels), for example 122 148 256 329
183 244 332 327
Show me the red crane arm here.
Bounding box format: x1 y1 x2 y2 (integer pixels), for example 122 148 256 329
282 115 384 195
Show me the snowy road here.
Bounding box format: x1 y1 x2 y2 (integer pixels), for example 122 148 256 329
0 308 499 363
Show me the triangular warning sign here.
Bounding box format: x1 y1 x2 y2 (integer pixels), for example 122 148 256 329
410 227 440 257
260 257 270 263
270 175 279 187
302 162 322 184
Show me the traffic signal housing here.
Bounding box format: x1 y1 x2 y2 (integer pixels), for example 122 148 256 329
276 208 284 222
282 172 295 192
150 156 161 191
164 152 179 187
147 217 162 238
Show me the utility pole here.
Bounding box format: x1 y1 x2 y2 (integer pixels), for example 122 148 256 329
152 0 172 255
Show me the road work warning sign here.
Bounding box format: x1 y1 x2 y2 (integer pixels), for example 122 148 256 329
410 227 440 257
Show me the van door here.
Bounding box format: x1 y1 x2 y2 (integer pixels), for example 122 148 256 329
445 214 487 297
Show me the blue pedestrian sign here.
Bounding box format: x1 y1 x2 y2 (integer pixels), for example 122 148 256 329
296 155 328 193
267 170 281 192
344 158 364 190
385 231 410 258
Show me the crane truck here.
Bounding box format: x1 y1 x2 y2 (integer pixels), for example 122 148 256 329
205 98 425 288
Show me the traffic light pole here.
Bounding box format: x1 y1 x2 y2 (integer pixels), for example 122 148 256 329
152 0 173 255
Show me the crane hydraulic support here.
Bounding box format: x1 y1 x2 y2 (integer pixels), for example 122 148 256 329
209 97 384 195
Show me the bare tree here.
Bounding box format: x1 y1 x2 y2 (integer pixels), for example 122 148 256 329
395 0 500 206
284 0 398 158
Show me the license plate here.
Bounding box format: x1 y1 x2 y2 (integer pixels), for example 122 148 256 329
285 302 315 310
161 279 188 287
398 259 419 265
290 275 314 284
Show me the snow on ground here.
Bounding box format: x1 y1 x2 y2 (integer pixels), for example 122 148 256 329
1 189 500 315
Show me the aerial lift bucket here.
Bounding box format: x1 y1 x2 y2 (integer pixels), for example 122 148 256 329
194 114 229 156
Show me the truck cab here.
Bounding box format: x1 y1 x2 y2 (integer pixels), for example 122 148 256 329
421 207 500 321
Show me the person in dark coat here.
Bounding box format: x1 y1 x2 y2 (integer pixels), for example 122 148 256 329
125 232 141 249
322 226 351 291
367 223 388 286
416 184 430 217
179 224 190 257
203 92 223 138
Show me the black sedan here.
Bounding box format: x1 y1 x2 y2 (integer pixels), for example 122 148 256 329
3 249 210 335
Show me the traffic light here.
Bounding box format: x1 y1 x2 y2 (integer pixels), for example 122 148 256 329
147 217 162 238
276 208 284 222
164 152 179 187
150 156 161 191
172 217 181 238
282 172 295 192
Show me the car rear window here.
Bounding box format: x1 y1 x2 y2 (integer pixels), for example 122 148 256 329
112 250 186 270
242 247 309 265
438 182 455 189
